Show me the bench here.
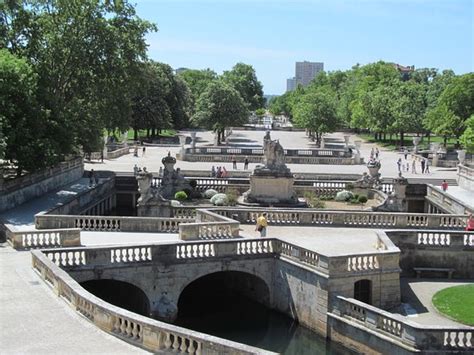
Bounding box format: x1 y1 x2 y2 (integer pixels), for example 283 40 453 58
413 267 455 279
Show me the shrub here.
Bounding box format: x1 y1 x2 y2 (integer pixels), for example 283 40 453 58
204 189 218 198
174 191 187 201
210 193 229 206
189 179 197 188
358 195 368 204
170 200 182 207
335 190 354 201
226 189 239 206
303 191 325 208
345 183 355 190
353 194 359 200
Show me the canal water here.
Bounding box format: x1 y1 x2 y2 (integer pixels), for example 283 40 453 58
175 293 355 354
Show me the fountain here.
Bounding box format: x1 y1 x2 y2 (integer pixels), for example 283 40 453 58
242 131 303 206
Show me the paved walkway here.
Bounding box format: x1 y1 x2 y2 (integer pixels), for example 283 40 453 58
85 130 459 182
397 278 474 326
0 244 150 354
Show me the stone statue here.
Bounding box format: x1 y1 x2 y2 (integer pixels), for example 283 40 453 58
259 131 289 174
159 152 192 199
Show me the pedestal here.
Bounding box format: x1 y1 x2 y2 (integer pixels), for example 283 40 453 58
246 174 297 205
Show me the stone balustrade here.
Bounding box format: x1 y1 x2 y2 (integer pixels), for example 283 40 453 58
458 164 474 191
31 250 275 355
179 209 240 240
211 207 469 230
386 230 474 250
6 225 81 249
426 185 473 215
185 146 351 158
331 296 473 352
35 214 191 233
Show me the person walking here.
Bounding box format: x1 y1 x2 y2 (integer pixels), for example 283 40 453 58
424 158 430 174
411 158 417 174
244 156 249 170
420 158 426 174
88 169 95 187
375 147 379 159
441 180 448 192
466 214 474 231
142 146 146 157
255 213 268 237
403 147 408 160
397 158 402 174
232 156 237 170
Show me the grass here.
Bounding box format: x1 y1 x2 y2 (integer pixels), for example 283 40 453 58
126 129 177 140
432 284 474 326
357 133 458 151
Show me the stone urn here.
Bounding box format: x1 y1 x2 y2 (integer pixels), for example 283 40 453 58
344 135 350 149
367 160 381 178
412 136 421 153
457 150 466 165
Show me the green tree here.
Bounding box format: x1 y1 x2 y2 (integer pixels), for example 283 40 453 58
193 81 249 144
293 89 338 146
178 68 217 113
222 63 264 110
2 0 155 157
460 115 474 153
0 49 54 175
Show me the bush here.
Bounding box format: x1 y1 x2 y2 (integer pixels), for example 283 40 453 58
345 183 355 190
358 195 368 204
303 191 325 208
174 191 187 201
210 193 229 206
204 189 218 198
226 189 239 206
353 194 359 200
170 200 182 207
335 190 354 201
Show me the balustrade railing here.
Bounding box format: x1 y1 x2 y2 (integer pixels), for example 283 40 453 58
31 251 274 355
386 230 474 249
36 214 191 233
332 296 473 352
6 226 81 249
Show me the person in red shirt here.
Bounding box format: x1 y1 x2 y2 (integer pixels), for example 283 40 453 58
441 180 448 192
466 214 474 231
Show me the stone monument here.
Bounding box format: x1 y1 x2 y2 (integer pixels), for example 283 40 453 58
243 131 299 206
136 153 193 217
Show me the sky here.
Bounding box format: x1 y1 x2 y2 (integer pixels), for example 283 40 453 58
134 0 474 95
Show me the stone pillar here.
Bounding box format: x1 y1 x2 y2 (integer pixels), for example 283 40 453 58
343 135 350 151
457 150 466 165
190 132 197 153
178 135 186 159
320 136 325 148
412 136 421 154
354 140 362 164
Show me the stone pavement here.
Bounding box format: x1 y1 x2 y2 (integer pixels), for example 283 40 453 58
397 278 474 327
0 244 150 354
85 130 459 183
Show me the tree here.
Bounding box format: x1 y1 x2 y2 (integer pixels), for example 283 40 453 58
193 81 249 144
178 68 217 114
0 49 54 175
222 63 264 110
2 0 155 158
460 115 474 153
293 89 338 146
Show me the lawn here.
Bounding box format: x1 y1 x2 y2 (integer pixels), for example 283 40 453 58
432 284 474 326
126 129 177 140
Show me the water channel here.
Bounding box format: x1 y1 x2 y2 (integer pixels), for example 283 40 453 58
175 284 355 355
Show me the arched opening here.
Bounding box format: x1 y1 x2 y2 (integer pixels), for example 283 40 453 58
176 271 272 345
81 279 150 316
354 279 372 305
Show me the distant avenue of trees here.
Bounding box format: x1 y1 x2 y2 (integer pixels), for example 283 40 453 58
269 62 473 150
0 0 264 175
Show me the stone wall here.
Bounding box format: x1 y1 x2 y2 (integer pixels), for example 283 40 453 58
458 164 474 191
0 158 84 213
386 230 474 279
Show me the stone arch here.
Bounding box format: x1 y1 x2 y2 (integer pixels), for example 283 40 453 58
354 279 372 305
81 279 150 316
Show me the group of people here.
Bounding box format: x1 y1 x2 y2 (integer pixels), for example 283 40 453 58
370 147 380 159
133 145 146 157
397 151 430 175
211 166 229 178
133 164 148 176
231 156 250 170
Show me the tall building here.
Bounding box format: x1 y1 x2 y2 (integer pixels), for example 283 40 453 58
286 77 297 92
286 61 324 91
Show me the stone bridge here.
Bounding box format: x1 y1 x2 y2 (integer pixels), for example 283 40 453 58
38 235 401 336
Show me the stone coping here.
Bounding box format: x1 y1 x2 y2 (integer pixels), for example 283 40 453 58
31 250 276 355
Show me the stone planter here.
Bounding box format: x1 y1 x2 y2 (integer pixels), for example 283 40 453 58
368 166 381 178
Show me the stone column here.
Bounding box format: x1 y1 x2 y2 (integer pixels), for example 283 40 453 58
320 136 325 148
412 136 421 154
457 149 466 165
190 132 197 153
354 141 362 164
343 135 350 151
178 135 186 159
